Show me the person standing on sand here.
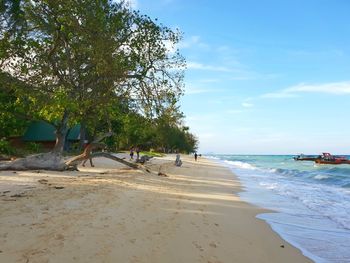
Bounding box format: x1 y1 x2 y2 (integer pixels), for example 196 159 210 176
81 142 106 167
82 142 95 167
194 152 198 161
136 146 140 160
175 151 182 167
130 147 134 160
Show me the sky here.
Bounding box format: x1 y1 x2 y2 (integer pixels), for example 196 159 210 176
131 0 350 154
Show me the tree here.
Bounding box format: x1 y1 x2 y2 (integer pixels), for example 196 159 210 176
0 72 30 138
0 0 186 170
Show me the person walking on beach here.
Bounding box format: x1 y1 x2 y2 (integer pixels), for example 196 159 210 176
130 147 134 160
194 152 198 161
81 142 106 167
136 146 140 160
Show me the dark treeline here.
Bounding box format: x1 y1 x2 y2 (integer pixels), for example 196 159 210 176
0 0 198 155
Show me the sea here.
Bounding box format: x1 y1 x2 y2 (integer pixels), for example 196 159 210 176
207 155 350 263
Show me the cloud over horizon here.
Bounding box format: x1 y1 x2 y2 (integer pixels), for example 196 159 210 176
262 81 350 98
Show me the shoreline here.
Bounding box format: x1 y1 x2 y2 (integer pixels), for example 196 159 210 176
0 154 312 262
210 156 321 263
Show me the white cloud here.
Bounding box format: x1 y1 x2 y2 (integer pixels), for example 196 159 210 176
178 36 210 50
184 84 218 95
178 36 200 49
288 49 344 58
183 42 279 81
187 61 232 72
242 102 254 108
163 40 177 54
199 78 220 83
185 87 213 95
261 92 297 99
286 81 350 94
262 81 350 99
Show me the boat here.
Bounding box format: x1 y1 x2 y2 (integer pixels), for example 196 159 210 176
315 153 350 165
293 154 318 161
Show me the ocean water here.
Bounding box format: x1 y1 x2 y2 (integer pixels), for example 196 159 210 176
208 155 350 263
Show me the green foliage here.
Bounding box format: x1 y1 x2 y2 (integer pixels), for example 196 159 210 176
25 142 41 153
0 76 29 137
0 138 16 155
0 0 197 154
140 151 164 157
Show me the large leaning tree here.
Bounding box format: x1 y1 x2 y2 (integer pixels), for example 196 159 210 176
0 0 185 170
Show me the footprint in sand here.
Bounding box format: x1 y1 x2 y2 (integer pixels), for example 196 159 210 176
55 234 65 241
209 242 217 248
192 241 204 252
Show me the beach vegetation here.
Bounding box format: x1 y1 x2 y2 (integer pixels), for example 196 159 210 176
25 142 42 153
0 138 15 155
140 151 164 157
0 0 197 168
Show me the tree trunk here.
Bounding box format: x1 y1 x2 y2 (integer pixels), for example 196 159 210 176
66 152 139 170
79 121 87 151
53 111 69 153
0 151 140 171
0 152 67 171
53 132 66 153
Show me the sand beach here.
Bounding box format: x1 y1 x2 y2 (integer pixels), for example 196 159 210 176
0 155 312 263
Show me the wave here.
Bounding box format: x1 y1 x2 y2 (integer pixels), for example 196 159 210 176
212 154 350 263
313 174 331 180
342 183 350 189
223 160 257 170
205 155 220 160
217 155 350 190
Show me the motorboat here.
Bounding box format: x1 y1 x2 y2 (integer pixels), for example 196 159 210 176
293 154 318 161
315 153 350 165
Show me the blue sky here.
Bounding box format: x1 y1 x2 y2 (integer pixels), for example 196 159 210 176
132 0 350 154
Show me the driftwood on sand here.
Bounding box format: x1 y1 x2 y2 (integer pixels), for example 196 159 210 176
0 152 68 171
0 132 142 171
66 152 139 169
0 151 142 171
92 152 140 169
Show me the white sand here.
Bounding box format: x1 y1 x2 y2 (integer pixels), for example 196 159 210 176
0 155 312 263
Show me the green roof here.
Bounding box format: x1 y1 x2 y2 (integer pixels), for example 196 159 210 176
22 121 56 142
23 121 81 142
67 124 81 140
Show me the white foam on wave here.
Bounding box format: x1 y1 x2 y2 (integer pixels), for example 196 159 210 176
205 155 220 160
224 160 257 170
219 156 350 263
260 182 278 190
268 168 278 173
314 174 330 180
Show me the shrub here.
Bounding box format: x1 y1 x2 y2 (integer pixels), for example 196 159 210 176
0 139 16 155
26 142 42 153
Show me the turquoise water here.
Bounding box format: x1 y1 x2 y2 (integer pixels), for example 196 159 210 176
208 155 350 263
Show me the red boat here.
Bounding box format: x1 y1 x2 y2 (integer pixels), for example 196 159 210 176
315 153 350 165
